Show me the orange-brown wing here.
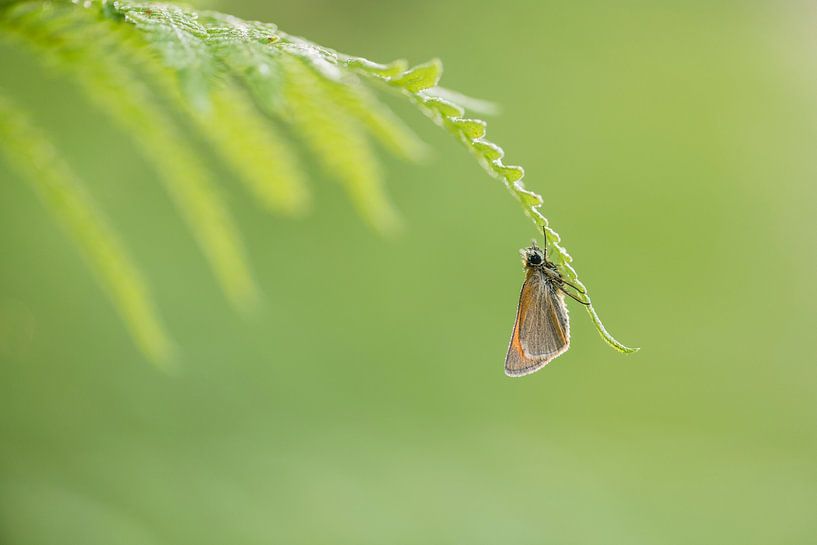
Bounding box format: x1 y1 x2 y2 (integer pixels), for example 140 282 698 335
504 270 570 377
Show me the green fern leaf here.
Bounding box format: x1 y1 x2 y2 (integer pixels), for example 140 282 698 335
91 6 311 216
278 52 400 233
2 2 259 311
0 92 174 365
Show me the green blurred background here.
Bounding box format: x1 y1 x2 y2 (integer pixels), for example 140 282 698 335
2 0 816 543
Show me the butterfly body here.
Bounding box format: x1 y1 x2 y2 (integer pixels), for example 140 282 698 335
504 241 573 377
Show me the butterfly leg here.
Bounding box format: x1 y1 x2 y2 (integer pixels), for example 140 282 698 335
560 278 586 294
559 287 590 305
542 267 587 294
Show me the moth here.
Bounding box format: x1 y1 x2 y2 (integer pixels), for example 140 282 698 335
505 231 589 377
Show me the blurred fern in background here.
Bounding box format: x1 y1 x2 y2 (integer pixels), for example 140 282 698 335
0 0 636 364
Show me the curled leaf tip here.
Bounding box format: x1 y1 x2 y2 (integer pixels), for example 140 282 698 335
586 304 639 354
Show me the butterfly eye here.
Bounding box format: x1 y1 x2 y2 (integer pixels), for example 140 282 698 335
528 253 543 265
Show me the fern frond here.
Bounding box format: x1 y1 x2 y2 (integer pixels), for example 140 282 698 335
285 46 426 162
277 52 399 233
112 1 216 112
1 2 259 310
190 11 286 116
86 6 311 216
200 83 310 215
0 91 173 365
113 4 408 232
0 0 637 357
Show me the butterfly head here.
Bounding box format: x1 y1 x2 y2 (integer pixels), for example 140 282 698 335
521 242 546 268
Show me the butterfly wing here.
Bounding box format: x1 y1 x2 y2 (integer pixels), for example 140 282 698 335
504 269 570 377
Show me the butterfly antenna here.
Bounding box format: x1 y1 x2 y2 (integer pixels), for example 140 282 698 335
542 226 548 256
